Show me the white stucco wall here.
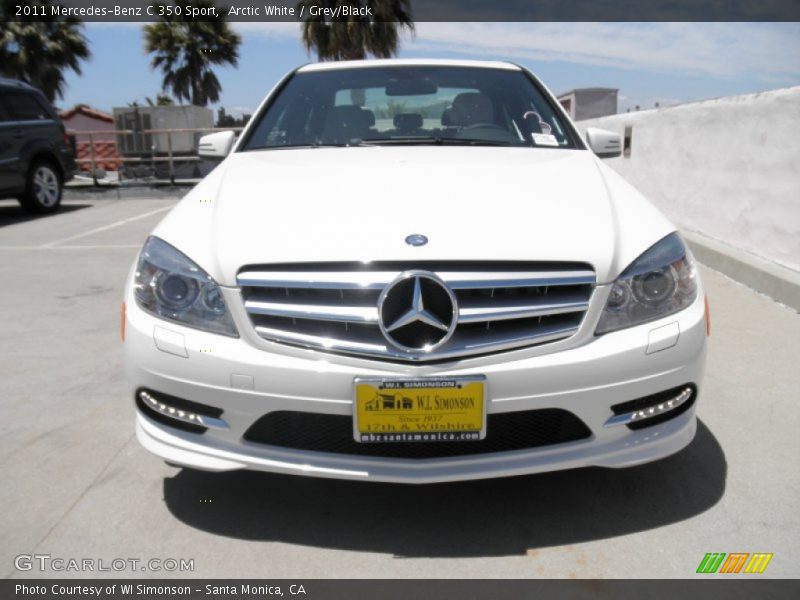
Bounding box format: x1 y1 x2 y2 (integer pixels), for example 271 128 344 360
63 113 115 141
578 87 800 272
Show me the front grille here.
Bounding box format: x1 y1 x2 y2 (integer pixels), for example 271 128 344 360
238 261 595 362
243 409 592 459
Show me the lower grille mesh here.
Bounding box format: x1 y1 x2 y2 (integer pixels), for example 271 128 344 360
243 409 592 459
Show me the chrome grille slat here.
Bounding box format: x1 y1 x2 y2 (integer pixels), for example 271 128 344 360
244 300 379 323
245 298 588 325
237 271 393 290
238 270 595 290
442 273 595 289
254 326 388 353
254 324 580 362
457 300 589 323
238 262 595 362
451 326 580 354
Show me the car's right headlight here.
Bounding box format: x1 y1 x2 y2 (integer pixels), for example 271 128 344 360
134 236 238 337
596 232 698 335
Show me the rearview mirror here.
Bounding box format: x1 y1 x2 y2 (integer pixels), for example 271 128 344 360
198 130 236 159
386 78 438 96
585 127 622 158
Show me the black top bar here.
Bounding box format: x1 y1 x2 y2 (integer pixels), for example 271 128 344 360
9 0 800 22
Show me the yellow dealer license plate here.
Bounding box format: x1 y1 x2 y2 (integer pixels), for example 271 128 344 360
353 376 486 443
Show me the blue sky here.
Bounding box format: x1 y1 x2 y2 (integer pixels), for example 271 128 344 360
60 22 800 116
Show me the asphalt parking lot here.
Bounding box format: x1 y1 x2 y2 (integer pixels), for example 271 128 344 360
1 191 798 579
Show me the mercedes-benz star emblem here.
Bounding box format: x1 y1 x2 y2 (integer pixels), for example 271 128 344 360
405 234 428 247
378 271 457 352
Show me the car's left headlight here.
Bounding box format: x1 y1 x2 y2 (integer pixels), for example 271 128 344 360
596 232 698 335
134 236 238 337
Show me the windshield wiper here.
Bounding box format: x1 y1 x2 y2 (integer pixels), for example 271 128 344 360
245 138 518 151
355 136 515 147
440 138 516 147
244 142 355 151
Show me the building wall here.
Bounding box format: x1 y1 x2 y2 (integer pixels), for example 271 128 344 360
62 113 120 171
558 94 575 119
577 86 800 272
573 90 617 121
63 113 115 141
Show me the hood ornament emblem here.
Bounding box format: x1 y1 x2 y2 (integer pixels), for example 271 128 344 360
378 271 457 353
405 234 428 247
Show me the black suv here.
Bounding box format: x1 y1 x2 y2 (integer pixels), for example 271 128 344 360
0 78 76 213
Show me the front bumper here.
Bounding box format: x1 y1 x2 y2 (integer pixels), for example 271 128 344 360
124 282 707 484
59 146 77 182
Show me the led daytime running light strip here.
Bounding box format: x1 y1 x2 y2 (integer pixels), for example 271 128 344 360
604 387 693 428
139 390 228 430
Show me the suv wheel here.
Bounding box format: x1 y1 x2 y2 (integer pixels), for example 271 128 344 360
20 160 62 214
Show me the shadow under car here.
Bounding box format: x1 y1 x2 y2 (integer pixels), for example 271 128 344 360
163 419 726 558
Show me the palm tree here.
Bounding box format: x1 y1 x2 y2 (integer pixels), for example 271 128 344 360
145 94 175 106
144 0 241 106
0 0 90 102
297 0 414 61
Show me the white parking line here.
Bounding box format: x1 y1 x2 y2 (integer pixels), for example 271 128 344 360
42 205 173 248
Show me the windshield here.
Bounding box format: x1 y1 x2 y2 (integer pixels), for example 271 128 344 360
241 66 579 150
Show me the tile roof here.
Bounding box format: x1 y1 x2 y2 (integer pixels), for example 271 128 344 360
59 104 114 123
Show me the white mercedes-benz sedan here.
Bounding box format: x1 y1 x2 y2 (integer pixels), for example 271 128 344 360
123 59 708 483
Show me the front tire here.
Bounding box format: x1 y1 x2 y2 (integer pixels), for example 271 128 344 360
19 160 62 214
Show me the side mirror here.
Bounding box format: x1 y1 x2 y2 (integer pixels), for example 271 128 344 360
585 127 622 159
198 130 236 159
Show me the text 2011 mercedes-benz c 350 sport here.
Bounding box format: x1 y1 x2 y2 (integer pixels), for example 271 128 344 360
124 59 709 483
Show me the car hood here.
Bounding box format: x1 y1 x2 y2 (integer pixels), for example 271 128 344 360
154 146 676 286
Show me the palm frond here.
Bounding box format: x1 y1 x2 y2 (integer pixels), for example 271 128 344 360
0 0 90 101
144 0 240 106
296 0 414 61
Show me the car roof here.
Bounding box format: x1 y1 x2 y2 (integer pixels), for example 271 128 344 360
0 77 39 92
297 58 522 73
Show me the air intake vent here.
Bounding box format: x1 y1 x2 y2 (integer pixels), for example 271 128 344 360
243 408 592 459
